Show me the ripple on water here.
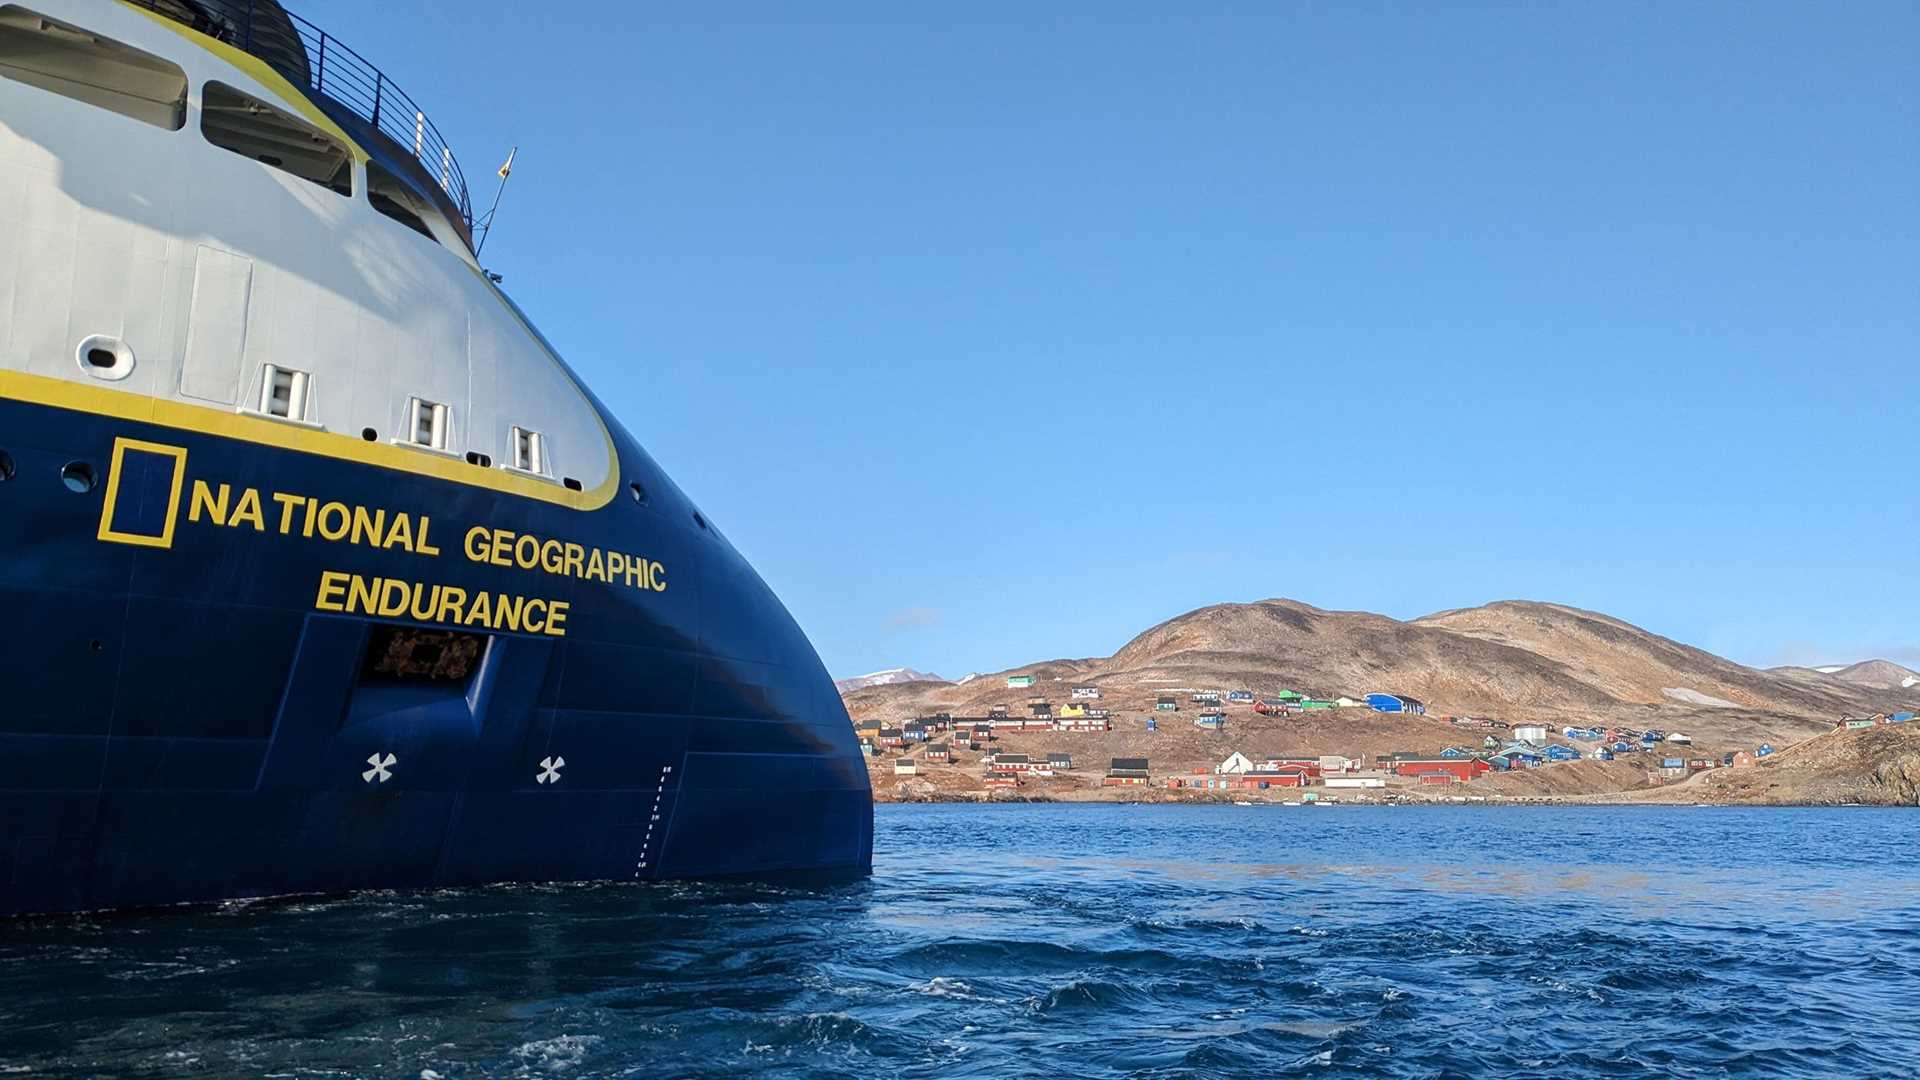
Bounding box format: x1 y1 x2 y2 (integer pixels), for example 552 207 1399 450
0 805 1915 1079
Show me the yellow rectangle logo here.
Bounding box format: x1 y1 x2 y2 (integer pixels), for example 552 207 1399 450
97 437 188 548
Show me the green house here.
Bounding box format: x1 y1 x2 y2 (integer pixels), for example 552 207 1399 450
1274 690 1303 701
1006 674 1036 688
1300 699 1334 710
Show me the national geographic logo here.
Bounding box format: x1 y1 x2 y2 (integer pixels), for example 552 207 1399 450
95 437 188 549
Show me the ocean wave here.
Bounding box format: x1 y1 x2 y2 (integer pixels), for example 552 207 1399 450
507 1034 602 1074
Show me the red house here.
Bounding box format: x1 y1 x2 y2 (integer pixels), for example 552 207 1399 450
1390 758 1490 783
1238 771 1307 789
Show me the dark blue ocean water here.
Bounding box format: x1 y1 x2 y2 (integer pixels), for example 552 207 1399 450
3 805 1918 1078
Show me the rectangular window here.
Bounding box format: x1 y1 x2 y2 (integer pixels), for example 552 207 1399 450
0 7 187 130
510 426 545 474
202 81 352 196
407 398 449 450
258 364 309 420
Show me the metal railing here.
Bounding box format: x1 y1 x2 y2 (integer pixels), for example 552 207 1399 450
131 0 474 232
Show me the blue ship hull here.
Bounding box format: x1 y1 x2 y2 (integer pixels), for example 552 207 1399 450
0 387 872 917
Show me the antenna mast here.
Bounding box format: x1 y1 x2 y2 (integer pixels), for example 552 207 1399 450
474 146 517 258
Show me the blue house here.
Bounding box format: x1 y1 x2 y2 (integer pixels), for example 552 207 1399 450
1194 713 1226 729
1756 743 1774 757
1611 741 1633 753
1543 745 1580 762
1494 743 1543 768
1365 693 1427 715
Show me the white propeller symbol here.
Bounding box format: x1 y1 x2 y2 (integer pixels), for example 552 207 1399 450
362 752 396 784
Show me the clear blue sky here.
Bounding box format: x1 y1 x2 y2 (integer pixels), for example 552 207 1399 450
326 0 1916 678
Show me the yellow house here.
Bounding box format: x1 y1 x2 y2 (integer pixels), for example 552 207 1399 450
1059 703 1088 718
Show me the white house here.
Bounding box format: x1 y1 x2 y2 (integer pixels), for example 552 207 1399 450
1216 751 1256 775
1666 732 1693 745
1513 724 1550 745
1071 686 1101 700
1324 775 1386 789
1318 755 1356 773
893 758 918 776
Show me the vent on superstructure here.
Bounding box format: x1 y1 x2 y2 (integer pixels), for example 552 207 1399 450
509 426 544 474
404 398 449 451
258 364 310 421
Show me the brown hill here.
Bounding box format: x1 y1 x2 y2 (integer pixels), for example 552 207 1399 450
845 598 1894 735
1829 659 1920 691
1104 599 1612 714
1411 601 1876 715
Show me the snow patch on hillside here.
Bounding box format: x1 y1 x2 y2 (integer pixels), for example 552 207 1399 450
1663 687 1741 708
834 668 949 693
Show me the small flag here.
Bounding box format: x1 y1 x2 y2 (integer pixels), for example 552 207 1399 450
497 147 517 179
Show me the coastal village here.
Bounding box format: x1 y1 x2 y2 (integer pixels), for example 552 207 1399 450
853 673 1920 805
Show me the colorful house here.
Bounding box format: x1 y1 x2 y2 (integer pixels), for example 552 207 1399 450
1493 744 1543 768
1365 693 1427 715
1006 674 1036 688
1227 690 1254 703
1104 757 1151 785
1195 713 1226 729
1071 686 1101 700
1239 771 1308 789
1048 752 1072 770
1391 757 1491 783
1059 702 1087 718
1155 696 1179 711
893 758 917 776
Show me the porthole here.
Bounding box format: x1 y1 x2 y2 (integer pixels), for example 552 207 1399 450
562 476 582 492
0 450 13 481
692 511 708 531
61 461 96 493
88 639 105 654
75 335 134 381
466 451 492 468
629 481 648 504
362 427 378 442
